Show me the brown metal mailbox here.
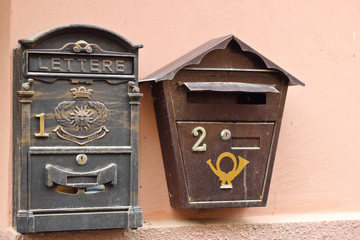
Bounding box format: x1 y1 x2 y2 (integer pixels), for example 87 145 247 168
13 25 143 233
142 35 304 208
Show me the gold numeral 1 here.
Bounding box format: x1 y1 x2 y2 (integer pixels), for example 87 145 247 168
35 113 49 137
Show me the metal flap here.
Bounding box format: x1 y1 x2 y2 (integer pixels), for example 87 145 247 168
45 163 117 188
183 82 280 93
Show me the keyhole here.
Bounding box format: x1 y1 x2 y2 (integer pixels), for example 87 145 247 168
221 129 231 140
76 154 88 165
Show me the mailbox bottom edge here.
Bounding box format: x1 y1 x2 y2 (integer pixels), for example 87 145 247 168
182 199 268 209
15 208 143 233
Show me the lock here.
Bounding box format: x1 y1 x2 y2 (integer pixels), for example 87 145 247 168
221 129 231 140
76 154 88 165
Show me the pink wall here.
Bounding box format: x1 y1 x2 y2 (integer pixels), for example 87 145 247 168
2 0 360 234
0 0 11 231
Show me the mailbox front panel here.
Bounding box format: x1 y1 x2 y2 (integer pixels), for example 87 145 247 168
152 78 288 208
29 152 131 210
177 122 274 204
29 81 131 146
13 25 142 233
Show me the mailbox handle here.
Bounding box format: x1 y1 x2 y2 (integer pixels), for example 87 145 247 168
45 163 117 188
182 82 280 93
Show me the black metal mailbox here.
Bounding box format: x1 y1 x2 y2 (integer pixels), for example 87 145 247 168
13 25 143 233
142 35 304 209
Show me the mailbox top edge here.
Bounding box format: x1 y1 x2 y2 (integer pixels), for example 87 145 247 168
140 34 304 87
18 24 143 51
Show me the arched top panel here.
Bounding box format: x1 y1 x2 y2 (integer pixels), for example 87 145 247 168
18 24 142 53
15 25 142 83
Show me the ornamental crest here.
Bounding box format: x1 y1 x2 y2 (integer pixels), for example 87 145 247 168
53 86 109 145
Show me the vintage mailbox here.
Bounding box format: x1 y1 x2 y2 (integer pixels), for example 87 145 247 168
13 25 143 232
142 35 304 208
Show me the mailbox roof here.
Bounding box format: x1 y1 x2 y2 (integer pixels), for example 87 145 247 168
18 24 143 51
141 34 304 86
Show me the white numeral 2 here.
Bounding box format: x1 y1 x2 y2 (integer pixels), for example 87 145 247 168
192 127 207 152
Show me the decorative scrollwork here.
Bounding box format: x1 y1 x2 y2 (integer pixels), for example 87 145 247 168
87 101 108 128
18 78 35 101
128 81 140 93
71 40 100 54
54 101 76 127
22 78 34 91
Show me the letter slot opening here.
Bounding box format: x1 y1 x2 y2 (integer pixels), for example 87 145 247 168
184 81 278 105
187 92 266 105
67 176 97 184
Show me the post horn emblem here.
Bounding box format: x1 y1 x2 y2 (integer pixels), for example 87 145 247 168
207 152 249 189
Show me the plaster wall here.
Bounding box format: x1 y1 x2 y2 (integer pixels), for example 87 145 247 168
0 0 12 231
1 0 360 238
5 218 360 240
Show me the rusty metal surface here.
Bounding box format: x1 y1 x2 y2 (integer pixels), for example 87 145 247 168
171 71 284 122
141 34 304 86
13 25 143 233
150 35 293 208
177 122 274 203
183 81 280 93
152 74 289 208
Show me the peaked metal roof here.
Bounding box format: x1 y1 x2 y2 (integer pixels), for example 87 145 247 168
141 34 304 86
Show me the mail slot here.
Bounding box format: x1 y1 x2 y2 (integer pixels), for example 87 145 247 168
13 25 143 233
142 35 304 208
